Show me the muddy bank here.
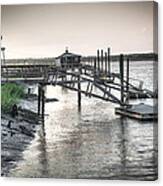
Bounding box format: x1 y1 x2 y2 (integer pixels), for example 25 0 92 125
1 95 41 176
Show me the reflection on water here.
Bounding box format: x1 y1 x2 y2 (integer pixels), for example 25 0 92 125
9 61 157 180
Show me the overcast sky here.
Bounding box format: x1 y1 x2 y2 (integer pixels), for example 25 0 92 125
1 2 155 59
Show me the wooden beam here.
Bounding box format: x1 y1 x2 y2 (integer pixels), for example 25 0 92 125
101 49 104 73
126 58 130 93
97 49 100 71
105 52 107 75
119 54 124 104
77 71 81 111
107 48 111 74
38 84 41 115
41 85 45 123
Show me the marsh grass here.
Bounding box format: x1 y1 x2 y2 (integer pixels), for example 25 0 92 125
1 83 25 112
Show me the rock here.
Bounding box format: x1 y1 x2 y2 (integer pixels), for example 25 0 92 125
7 120 14 129
10 131 16 137
45 98 59 103
19 125 35 137
11 104 18 118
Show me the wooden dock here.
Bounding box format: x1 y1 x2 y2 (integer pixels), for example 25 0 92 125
1 47 157 121
115 103 157 121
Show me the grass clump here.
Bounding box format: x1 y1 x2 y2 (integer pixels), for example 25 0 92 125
1 83 25 112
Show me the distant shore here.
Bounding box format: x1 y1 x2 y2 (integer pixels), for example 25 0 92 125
83 52 158 62
111 53 158 61
4 52 158 64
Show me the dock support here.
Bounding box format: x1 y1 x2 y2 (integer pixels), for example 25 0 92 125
77 72 81 111
41 85 45 123
97 49 100 72
119 54 124 105
1 47 6 65
105 52 107 75
108 48 111 74
101 50 104 73
38 84 41 115
126 58 130 93
94 57 97 76
38 84 45 124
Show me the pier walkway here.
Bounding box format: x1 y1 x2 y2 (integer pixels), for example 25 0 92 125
1 49 157 120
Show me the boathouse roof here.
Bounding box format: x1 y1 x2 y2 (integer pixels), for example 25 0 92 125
56 48 81 59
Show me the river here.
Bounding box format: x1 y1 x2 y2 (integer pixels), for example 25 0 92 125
9 61 158 180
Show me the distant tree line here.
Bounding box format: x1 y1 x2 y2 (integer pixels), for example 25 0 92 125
4 53 158 64
82 53 158 62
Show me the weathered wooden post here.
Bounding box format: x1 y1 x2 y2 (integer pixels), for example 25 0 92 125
119 54 124 105
108 48 111 74
97 49 100 72
94 57 97 74
41 85 45 123
38 84 41 115
1 46 8 81
105 52 107 75
77 70 81 111
126 58 130 93
101 49 104 73
28 87 31 95
1 47 6 65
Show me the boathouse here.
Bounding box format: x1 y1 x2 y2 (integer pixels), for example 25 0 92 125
55 48 81 68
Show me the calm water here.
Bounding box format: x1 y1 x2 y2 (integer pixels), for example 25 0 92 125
9 61 158 180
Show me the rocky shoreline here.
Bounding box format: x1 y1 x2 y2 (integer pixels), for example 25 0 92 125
1 97 41 176
1 83 59 176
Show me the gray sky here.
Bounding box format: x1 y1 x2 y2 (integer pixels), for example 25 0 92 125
1 2 154 59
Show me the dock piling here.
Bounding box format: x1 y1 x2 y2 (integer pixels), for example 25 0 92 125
119 54 124 105
107 48 111 74
126 58 130 93
38 84 41 115
105 52 107 75
77 70 81 111
97 49 100 72
38 83 45 124
41 85 45 123
94 57 97 75
101 49 104 73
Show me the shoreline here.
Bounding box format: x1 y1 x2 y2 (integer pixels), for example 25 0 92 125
1 98 41 176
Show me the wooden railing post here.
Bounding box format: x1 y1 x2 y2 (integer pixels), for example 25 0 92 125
41 85 45 123
119 54 124 105
101 49 104 73
108 48 111 74
105 52 107 75
97 49 100 72
38 84 41 115
94 57 97 75
77 69 81 111
126 58 130 93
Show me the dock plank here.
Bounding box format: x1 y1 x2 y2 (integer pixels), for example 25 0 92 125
115 103 157 120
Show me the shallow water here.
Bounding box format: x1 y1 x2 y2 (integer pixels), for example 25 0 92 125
9 61 158 180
